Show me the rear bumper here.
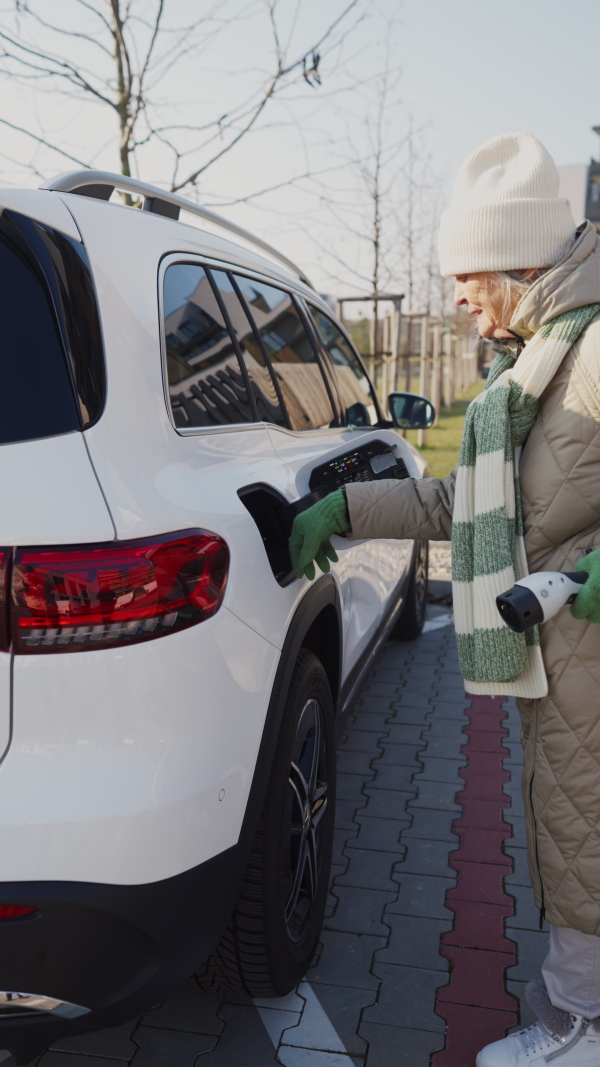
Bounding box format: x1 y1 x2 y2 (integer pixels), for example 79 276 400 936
0 841 249 1064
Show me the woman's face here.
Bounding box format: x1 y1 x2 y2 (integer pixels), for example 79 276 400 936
453 273 515 339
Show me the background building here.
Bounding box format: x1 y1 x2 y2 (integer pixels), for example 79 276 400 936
558 126 600 230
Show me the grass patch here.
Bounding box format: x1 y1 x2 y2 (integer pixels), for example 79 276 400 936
405 379 483 480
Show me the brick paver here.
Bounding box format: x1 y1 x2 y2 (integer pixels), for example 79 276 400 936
9 585 551 1067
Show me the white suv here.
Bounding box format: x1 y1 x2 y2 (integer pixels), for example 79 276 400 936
0 171 430 1063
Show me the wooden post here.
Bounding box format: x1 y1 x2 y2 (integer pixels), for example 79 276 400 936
391 299 403 392
370 296 378 400
456 337 463 397
418 314 429 447
442 329 452 410
383 313 390 355
381 313 390 407
458 336 466 396
431 322 442 426
406 317 413 393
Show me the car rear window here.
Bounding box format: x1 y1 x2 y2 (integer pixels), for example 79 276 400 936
0 210 98 445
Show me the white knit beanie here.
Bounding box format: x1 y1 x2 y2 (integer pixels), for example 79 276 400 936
438 132 576 277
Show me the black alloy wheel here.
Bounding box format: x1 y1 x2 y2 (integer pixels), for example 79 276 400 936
393 539 429 640
284 696 329 943
197 650 336 997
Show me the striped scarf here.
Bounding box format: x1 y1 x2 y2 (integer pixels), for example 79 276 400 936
452 304 600 699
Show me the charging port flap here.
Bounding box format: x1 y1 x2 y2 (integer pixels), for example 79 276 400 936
238 484 295 586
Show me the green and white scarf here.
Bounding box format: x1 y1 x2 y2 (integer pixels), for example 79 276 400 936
452 304 600 699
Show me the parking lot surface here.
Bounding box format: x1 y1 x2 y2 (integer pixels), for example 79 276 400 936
16 555 547 1067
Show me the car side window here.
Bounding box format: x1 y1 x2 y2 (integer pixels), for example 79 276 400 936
163 263 253 429
308 306 378 427
233 275 335 432
208 269 287 428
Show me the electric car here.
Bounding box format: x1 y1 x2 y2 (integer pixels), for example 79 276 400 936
0 171 431 1062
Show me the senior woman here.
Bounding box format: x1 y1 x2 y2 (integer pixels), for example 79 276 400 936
290 132 600 1066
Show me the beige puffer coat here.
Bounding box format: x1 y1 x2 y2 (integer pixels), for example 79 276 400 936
346 221 600 935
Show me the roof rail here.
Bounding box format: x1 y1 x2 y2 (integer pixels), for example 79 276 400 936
40 169 312 288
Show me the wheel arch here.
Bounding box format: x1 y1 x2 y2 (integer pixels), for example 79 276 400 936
300 602 341 706
238 576 342 845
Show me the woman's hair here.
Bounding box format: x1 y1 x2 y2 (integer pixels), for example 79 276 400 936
490 232 577 327
493 270 543 326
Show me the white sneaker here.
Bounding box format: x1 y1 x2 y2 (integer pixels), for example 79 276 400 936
476 1015 600 1065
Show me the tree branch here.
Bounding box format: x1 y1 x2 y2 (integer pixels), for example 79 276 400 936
0 30 117 107
171 0 363 192
15 6 113 56
130 0 164 130
0 116 90 167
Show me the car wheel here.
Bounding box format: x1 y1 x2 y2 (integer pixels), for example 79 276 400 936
198 649 336 996
393 540 429 640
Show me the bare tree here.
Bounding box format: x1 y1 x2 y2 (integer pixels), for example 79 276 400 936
0 0 364 194
292 35 404 290
291 24 444 341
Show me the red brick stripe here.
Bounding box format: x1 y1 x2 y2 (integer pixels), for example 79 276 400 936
432 695 518 1066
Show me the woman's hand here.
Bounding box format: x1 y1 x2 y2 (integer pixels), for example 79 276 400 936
289 489 351 581
571 551 600 623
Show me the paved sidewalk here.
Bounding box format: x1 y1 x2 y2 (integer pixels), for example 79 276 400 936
14 584 548 1067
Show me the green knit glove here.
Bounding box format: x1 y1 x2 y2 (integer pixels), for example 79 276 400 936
289 489 350 581
570 551 600 623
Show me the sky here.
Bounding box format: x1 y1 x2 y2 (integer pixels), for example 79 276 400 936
400 0 600 173
1 0 599 302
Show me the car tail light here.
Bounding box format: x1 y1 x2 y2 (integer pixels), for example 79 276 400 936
0 906 35 920
11 530 229 654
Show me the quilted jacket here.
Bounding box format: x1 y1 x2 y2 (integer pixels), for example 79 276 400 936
345 221 600 934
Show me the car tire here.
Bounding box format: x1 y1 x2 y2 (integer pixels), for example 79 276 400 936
393 539 429 640
198 649 336 997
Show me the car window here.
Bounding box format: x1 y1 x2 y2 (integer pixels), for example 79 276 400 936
308 306 378 427
233 275 335 432
163 263 253 429
0 211 85 445
208 269 287 428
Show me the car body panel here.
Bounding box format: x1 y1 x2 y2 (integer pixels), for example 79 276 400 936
0 433 115 545
0 189 81 241
4 607 278 884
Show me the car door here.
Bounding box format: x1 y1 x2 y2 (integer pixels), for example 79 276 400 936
303 303 415 612
158 256 299 649
225 271 385 678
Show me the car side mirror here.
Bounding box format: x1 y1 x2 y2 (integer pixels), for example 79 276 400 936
388 392 436 430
